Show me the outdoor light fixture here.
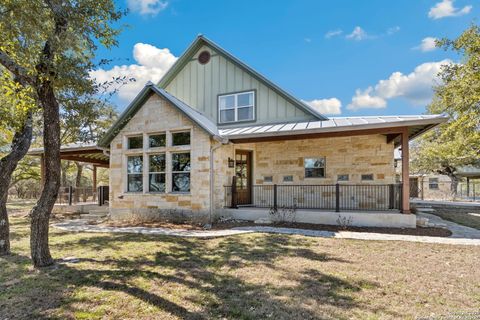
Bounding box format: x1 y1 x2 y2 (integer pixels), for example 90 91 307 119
228 157 235 168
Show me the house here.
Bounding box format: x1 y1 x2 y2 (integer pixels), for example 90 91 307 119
97 35 448 228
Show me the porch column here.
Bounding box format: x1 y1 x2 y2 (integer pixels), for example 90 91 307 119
401 127 410 214
92 165 97 202
467 177 470 197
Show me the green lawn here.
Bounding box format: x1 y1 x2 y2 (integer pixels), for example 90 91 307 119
1 216 480 320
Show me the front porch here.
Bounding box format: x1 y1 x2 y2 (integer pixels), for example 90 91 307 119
221 207 416 228
225 183 404 212
222 182 415 228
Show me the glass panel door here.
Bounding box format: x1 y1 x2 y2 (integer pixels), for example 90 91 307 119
234 150 252 205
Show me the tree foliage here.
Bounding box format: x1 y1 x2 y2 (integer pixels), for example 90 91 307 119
0 0 124 265
411 24 480 191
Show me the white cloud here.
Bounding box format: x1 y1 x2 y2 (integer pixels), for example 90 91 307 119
346 26 371 41
347 88 386 110
325 29 343 39
347 60 452 110
428 0 472 19
303 98 342 115
90 43 177 102
127 0 168 16
304 37 312 43
414 37 438 52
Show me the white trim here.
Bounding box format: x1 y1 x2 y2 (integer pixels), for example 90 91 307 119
123 129 193 194
218 91 255 124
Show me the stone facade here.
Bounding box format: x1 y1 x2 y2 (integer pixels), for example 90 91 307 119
214 135 396 211
109 93 396 221
109 94 213 221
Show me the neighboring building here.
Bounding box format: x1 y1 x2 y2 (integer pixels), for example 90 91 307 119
394 151 480 201
95 35 447 228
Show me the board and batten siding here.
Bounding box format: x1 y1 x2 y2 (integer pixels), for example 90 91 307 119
165 45 317 126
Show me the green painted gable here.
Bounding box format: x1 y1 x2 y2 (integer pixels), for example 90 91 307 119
158 35 327 127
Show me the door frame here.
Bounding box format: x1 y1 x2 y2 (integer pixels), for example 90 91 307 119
234 149 253 205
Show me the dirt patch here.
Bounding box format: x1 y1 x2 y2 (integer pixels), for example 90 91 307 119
99 219 452 237
101 220 206 230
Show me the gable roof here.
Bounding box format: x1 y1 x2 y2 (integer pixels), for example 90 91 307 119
158 35 328 121
98 83 220 148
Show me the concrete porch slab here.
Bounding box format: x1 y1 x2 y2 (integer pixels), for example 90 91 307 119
220 208 416 228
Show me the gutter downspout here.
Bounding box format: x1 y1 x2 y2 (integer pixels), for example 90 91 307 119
209 135 229 226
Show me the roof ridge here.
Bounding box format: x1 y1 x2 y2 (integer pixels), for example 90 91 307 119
157 35 328 121
98 84 220 147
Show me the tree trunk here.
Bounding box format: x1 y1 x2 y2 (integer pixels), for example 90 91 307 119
29 8 68 268
449 175 460 199
437 166 460 200
74 162 83 202
0 113 33 256
61 161 70 186
30 82 61 267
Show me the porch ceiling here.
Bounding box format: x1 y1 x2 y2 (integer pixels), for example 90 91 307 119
28 143 109 167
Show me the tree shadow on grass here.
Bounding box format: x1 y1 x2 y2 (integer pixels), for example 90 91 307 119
2 231 399 319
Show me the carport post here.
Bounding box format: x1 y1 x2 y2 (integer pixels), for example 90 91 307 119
467 177 470 198
93 165 97 202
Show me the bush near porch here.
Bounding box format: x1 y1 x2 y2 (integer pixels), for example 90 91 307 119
1 214 479 320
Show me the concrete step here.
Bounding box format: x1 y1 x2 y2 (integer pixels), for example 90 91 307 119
416 208 435 212
414 204 433 208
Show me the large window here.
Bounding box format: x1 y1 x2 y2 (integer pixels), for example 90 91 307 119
172 131 190 146
125 130 193 193
172 152 191 192
218 91 255 123
149 154 166 192
304 158 326 178
149 134 166 148
128 136 143 149
127 156 143 192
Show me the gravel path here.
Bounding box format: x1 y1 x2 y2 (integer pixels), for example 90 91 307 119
53 219 480 246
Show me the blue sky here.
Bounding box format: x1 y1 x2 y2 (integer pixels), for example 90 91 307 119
92 0 478 117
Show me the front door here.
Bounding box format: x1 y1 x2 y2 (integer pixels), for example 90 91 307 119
235 150 252 205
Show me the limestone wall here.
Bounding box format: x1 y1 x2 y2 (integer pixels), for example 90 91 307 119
109 94 212 221
109 93 397 220
214 135 396 211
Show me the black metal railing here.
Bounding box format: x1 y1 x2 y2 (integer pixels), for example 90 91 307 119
224 183 403 212
56 185 109 206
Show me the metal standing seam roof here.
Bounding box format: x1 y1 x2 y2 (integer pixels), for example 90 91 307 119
28 143 100 155
218 115 449 140
28 143 110 166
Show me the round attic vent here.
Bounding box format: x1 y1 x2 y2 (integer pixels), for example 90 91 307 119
198 50 211 65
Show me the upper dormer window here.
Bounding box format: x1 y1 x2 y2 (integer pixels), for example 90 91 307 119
218 91 255 124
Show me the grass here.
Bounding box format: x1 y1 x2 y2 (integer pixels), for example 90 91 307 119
1 215 480 319
5 199 37 212
428 209 480 230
